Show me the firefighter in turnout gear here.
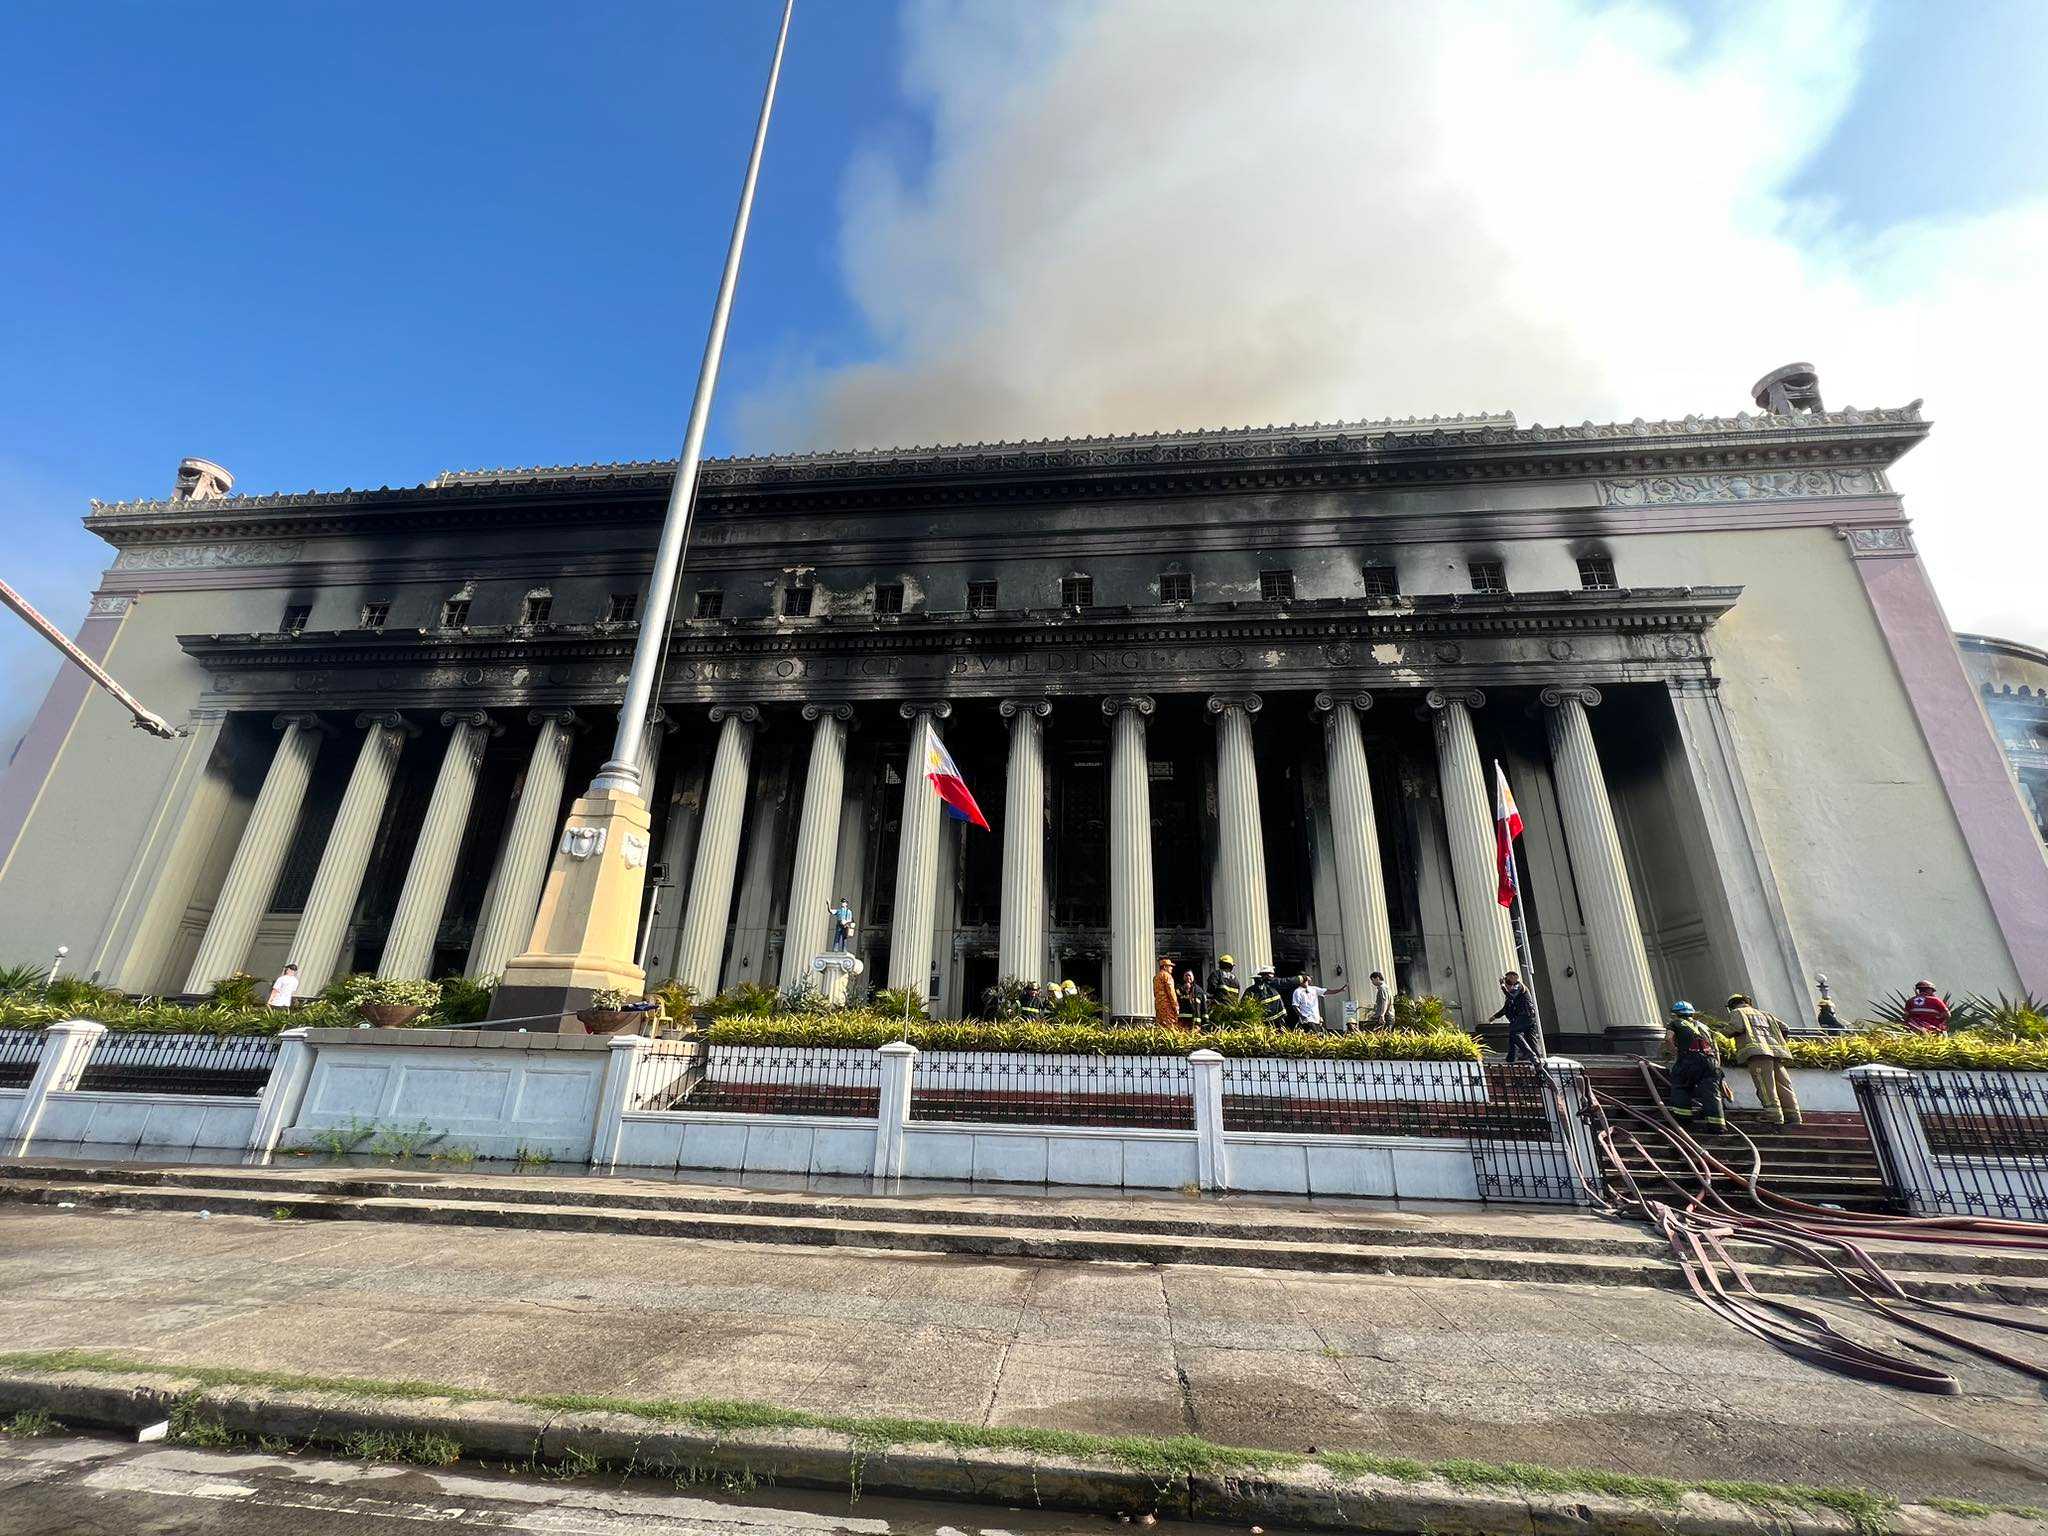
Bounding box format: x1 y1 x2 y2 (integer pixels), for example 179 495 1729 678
1663 1001 1728 1134
1728 993 1802 1127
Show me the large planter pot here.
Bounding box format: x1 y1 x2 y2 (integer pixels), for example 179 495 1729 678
357 1002 423 1029
1604 1022 1667 1058
576 1008 644 1036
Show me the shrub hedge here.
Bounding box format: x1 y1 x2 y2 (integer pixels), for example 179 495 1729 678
1782 1032 2048 1073
707 1013 1484 1061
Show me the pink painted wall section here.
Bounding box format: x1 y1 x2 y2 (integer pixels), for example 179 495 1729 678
1851 541 2048 992
0 599 127 880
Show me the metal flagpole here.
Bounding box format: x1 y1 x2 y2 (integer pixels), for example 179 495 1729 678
1495 760 1547 1059
591 0 796 796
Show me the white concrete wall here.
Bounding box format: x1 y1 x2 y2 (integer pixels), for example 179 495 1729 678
1222 1133 1482 1200
32 1091 259 1150
899 1124 1200 1188
616 1111 877 1176
282 1039 611 1161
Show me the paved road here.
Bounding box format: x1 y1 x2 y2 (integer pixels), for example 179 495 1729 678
0 1434 1156 1536
3 1203 2044 1504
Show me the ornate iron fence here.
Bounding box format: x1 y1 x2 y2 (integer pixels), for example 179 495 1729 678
1853 1069 2048 1223
910 1051 1194 1129
646 1042 881 1118
0 1029 43 1090
1469 1063 1586 1205
74 1032 281 1098
1219 1056 1498 1138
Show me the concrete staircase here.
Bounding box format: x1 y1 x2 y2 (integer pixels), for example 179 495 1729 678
3 1157 2037 1305
1577 1059 1897 1213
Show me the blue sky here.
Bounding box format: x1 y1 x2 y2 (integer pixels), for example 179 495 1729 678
4 0 2047 737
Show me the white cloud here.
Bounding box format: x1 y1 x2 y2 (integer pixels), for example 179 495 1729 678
740 0 2047 647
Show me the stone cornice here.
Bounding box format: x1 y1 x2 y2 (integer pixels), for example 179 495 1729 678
176 586 1741 672
85 405 1927 549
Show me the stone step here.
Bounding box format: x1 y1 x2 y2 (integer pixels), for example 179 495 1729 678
5 1173 2044 1304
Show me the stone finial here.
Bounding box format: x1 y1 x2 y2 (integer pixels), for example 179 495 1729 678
1750 364 1824 415
171 458 234 502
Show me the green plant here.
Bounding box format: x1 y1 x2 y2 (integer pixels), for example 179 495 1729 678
587 986 635 1010
431 1144 479 1168
207 972 265 1008
270 1206 295 1221
44 975 124 1011
654 981 700 1020
368 1121 444 1160
707 1014 1484 1062
1046 985 1103 1026
435 974 495 1025
1204 993 1267 1031
1959 991 2048 1043
510 1145 551 1171
352 977 442 1010
169 1399 238 1448
306 1118 379 1157
870 986 929 1022
1867 988 1989 1032
0 963 51 994
705 981 780 1020
776 981 841 1016
341 1428 462 1467
1 1409 53 1437
1392 993 1459 1033
1784 1030 2048 1073
546 1444 599 1481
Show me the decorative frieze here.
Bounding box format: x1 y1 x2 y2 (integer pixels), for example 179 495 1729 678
1837 524 1916 558
111 540 303 571
1599 468 1886 507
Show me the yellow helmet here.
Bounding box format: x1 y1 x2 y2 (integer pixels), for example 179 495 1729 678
1219 954 1235 967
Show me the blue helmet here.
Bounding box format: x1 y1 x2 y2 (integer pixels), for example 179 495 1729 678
1669 1000 1697 1016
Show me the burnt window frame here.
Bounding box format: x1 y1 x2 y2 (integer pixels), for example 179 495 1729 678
966 579 1000 613
281 603 312 635
520 590 553 626
606 591 640 623
694 588 725 620
1468 560 1508 594
358 600 391 629
1576 554 1618 591
781 579 815 618
1059 575 1095 609
1360 564 1400 601
440 597 471 628
873 581 906 615
1159 570 1194 604
1259 568 1295 602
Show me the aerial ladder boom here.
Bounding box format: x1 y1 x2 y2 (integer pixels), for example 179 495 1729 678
0 578 181 739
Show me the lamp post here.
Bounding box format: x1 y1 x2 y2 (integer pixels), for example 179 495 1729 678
493 0 796 1028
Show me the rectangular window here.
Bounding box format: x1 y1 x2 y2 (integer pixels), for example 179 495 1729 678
1576 554 1617 591
966 579 999 613
1361 564 1399 601
282 603 312 634
694 588 724 619
1259 569 1295 602
607 592 640 622
440 598 471 628
782 582 814 618
1060 575 1094 608
1469 560 1508 594
1159 571 1193 604
873 582 905 615
359 601 390 629
521 593 553 626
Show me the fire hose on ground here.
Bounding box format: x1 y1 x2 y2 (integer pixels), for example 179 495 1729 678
1551 1059 2048 1395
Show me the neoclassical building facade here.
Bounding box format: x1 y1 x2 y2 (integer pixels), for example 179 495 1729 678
2 377 2043 1040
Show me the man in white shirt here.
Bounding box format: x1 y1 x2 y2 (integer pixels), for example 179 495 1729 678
267 964 301 1009
1291 973 1344 1030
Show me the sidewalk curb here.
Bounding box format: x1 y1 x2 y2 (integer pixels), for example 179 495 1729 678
2 1369 2036 1536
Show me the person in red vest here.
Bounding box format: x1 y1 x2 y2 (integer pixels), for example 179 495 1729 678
1903 981 1951 1034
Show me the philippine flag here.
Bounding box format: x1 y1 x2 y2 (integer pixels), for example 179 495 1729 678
1493 760 1523 909
926 728 990 829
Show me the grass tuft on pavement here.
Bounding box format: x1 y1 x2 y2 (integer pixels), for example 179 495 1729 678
0 1348 1928 1531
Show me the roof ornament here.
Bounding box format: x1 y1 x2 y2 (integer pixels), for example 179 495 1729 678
170 457 233 502
1751 362 1824 415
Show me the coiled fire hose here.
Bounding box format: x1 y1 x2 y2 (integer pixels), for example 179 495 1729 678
1548 1061 2048 1395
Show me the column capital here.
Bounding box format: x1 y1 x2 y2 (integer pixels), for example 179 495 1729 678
803 703 856 724
709 704 762 725
1313 691 1373 715
998 697 1052 721
1206 693 1262 716
440 709 504 735
1539 685 1604 710
528 708 584 730
353 711 420 737
271 711 337 735
1423 688 1486 712
898 701 952 721
1101 694 1155 720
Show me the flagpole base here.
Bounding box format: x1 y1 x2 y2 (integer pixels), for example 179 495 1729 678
489 787 652 1030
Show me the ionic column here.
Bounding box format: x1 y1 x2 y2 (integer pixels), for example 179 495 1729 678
633 706 672 802
1104 695 1156 1019
779 704 854 993
1542 686 1660 1036
1207 693 1273 976
184 714 328 994
289 713 414 993
673 705 759 997
1317 692 1395 990
887 703 951 997
466 710 581 982
998 698 1051 982
1426 690 1517 1008
378 712 496 980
